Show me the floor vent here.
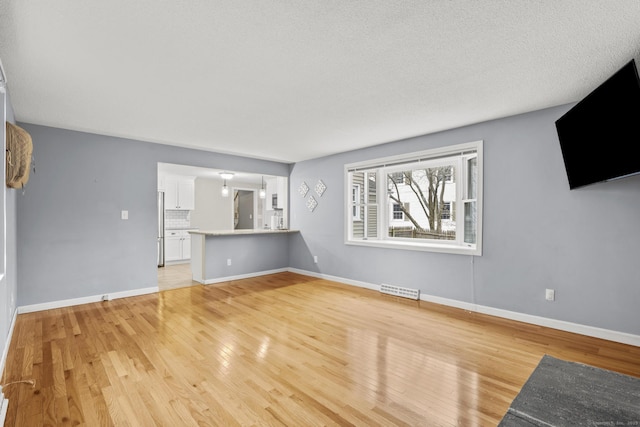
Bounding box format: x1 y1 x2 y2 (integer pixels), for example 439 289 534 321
380 283 420 300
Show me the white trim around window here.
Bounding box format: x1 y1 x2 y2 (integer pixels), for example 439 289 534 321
344 141 483 256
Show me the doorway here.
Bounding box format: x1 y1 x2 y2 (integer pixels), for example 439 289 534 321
234 189 255 229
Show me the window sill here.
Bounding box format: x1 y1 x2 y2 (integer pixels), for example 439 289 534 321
345 238 481 256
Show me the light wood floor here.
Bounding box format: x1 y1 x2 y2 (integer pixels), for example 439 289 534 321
2 272 639 426
157 263 199 291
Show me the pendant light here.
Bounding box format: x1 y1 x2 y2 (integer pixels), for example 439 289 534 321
259 176 266 199
221 180 229 197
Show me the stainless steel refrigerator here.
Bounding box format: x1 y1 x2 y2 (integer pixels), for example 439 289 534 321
157 191 165 267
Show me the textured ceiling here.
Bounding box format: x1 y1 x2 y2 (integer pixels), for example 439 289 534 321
1 1 640 163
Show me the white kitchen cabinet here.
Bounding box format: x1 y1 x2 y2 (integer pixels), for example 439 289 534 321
265 176 287 209
165 236 182 262
163 176 195 210
177 179 195 209
182 234 191 259
165 230 191 262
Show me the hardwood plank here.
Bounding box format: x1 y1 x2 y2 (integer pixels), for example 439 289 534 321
41 386 56 427
74 370 105 427
3 272 640 426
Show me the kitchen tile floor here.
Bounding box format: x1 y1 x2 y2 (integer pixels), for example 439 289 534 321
157 263 200 291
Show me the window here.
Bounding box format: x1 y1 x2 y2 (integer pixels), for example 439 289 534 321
389 172 405 184
352 184 361 220
392 204 404 220
441 202 451 220
345 141 482 255
444 166 454 183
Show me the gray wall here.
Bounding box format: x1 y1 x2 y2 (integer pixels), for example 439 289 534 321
289 105 640 336
203 233 290 280
12 104 640 339
16 124 290 306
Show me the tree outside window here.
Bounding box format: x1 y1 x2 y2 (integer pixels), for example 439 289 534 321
387 165 456 240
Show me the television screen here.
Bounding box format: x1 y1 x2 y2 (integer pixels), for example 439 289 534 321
555 59 640 189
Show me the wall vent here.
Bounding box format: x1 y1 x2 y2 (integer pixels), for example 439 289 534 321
380 283 420 300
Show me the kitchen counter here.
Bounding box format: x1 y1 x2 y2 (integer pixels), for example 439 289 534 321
190 229 298 284
189 229 298 236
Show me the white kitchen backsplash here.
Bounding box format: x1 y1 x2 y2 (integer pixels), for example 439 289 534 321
165 210 191 229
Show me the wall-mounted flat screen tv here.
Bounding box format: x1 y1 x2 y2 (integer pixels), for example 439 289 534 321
555 59 640 189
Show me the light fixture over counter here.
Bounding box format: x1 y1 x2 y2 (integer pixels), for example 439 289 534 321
219 171 234 180
259 176 266 199
221 180 229 197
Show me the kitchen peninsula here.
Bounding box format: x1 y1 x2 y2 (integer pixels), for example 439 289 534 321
189 229 299 284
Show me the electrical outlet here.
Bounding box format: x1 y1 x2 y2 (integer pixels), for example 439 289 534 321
121 210 128 220
545 289 555 301
227 259 232 266
313 256 318 264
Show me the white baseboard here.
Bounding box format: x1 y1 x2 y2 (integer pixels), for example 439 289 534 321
0 308 18 378
0 308 16 425
287 268 379 291
200 268 289 285
165 260 190 266
287 268 640 347
11 268 640 347
0 394 7 427
17 286 159 314
418 293 640 347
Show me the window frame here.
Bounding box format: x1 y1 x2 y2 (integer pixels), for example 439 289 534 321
345 140 483 256
352 184 362 221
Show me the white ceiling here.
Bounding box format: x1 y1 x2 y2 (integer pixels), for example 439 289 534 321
1 1 640 163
